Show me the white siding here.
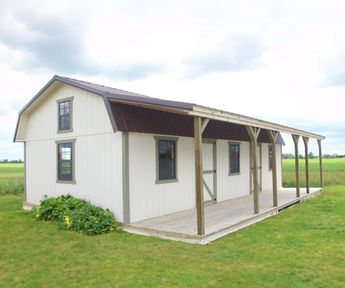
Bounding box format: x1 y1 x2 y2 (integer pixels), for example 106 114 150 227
128 134 195 222
25 84 114 141
277 144 283 188
261 143 283 190
24 84 124 222
128 135 255 222
216 140 251 201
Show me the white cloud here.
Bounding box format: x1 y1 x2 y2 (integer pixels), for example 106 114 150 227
0 0 345 158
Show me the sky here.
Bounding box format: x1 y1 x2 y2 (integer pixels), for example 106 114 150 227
0 0 344 160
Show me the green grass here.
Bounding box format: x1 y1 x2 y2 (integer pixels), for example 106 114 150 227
0 161 345 287
282 158 345 187
0 163 24 195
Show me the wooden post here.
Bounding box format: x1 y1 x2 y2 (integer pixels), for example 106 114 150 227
317 139 323 187
303 136 310 194
292 135 300 198
194 116 204 235
268 131 278 207
246 126 261 214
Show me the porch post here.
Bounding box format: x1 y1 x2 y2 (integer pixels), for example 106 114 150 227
292 135 300 198
194 116 204 235
317 139 323 187
246 126 261 214
268 130 278 207
302 136 310 194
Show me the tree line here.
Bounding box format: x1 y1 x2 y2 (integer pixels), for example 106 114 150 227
0 159 23 163
282 153 345 159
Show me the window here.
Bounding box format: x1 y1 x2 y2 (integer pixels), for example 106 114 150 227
229 143 240 174
268 145 273 170
57 140 75 183
156 138 177 182
57 97 73 132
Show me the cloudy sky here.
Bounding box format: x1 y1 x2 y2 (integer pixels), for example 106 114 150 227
1 0 344 159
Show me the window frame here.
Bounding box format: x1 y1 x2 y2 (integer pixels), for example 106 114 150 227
268 145 273 171
56 139 76 184
155 136 178 184
57 97 74 133
229 142 241 176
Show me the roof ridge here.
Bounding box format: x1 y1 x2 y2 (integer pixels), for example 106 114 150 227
56 75 152 98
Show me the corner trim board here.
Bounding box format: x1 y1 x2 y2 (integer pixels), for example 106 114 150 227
122 132 130 224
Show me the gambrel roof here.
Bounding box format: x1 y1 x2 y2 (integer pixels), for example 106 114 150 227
14 75 325 142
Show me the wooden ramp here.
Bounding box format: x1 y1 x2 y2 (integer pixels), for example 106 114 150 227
122 188 321 244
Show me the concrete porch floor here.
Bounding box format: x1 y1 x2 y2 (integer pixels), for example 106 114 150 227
122 187 321 244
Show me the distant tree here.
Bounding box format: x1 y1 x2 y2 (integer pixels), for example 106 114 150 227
308 152 315 159
282 153 294 159
298 154 304 159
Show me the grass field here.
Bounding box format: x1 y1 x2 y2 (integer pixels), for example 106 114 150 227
0 163 24 195
0 160 345 287
283 158 345 187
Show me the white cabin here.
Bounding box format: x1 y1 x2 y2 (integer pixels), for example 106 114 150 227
14 76 324 238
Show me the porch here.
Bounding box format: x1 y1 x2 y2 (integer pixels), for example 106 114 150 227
123 187 321 244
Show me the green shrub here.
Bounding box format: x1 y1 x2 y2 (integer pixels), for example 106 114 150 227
33 195 118 235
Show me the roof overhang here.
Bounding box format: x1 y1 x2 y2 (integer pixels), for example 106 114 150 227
189 105 325 140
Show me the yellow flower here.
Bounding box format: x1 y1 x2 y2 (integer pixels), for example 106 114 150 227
64 216 72 229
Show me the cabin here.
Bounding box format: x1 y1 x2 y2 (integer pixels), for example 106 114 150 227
14 75 325 244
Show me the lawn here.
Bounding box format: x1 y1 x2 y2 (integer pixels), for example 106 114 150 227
0 161 345 287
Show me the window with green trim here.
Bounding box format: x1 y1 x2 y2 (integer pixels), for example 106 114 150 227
158 139 176 181
58 100 71 131
57 142 73 181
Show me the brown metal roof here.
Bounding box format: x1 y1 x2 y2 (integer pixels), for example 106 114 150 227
111 103 285 144
57 75 194 110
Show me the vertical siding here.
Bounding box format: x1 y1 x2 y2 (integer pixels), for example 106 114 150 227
25 84 113 140
128 135 255 222
261 143 283 190
202 143 214 201
24 84 124 222
217 140 251 201
276 144 283 188
128 133 195 222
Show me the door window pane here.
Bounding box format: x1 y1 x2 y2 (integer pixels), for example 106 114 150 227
230 143 240 174
268 145 273 170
